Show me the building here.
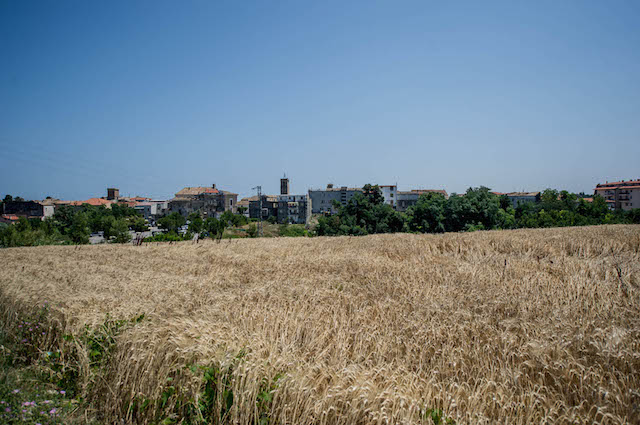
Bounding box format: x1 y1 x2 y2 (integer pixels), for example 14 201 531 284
505 192 541 209
37 198 58 218
248 195 279 221
396 190 448 212
594 179 640 211
168 184 238 218
134 201 168 220
2 201 46 219
308 184 364 214
379 185 398 209
277 194 311 224
237 198 252 217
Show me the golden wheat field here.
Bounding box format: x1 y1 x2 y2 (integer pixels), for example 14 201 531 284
1 225 640 424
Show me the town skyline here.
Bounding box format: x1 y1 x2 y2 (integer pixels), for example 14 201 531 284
1 172 632 204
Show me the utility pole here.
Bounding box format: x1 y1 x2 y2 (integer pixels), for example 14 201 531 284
252 185 264 237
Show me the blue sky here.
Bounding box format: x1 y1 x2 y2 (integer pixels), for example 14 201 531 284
1 0 639 201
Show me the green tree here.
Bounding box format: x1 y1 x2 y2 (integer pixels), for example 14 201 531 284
158 212 186 233
128 216 149 232
69 212 90 244
111 218 131 243
362 184 384 206
16 217 32 233
187 213 204 234
498 194 511 210
407 192 446 233
589 195 609 219
204 217 225 239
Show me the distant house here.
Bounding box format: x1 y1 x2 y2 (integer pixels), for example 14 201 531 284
248 195 279 221
237 198 252 217
168 184 238 218
37 198 58 218
594 179 640 210
308 185 363 214
505 192 541 209
134 201 168 220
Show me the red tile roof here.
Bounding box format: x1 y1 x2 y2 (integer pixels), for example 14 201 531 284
70 198 114 207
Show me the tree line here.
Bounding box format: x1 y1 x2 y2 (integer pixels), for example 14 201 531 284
317 185 640 236
0 203 145 247
144 210 250 242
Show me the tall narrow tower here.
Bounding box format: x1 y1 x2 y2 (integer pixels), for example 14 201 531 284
280 174 289 195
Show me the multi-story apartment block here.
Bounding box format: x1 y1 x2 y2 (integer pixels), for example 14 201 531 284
379 185 398 208
168 184 238 218
594 179 640 210
308 184 363 214
277 194 311 224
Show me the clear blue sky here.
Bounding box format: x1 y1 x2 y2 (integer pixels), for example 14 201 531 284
1 0 639 201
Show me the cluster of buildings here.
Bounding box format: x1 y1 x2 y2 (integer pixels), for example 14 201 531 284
307 185 449 214
244 177 311 225
0 188 168 225
2 178 638 226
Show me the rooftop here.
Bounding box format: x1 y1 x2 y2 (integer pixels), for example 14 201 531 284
596 179 640 188
310 187 363 192
175 186 239 197
506 192 540 197
70 198 114 207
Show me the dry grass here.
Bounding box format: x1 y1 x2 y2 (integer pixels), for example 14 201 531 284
1 225 640 424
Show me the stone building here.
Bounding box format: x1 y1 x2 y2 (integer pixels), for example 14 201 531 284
168 184 238 218
248 195 279 220
2 201 45 219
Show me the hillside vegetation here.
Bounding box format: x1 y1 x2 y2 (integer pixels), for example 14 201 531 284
1 225 639 424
